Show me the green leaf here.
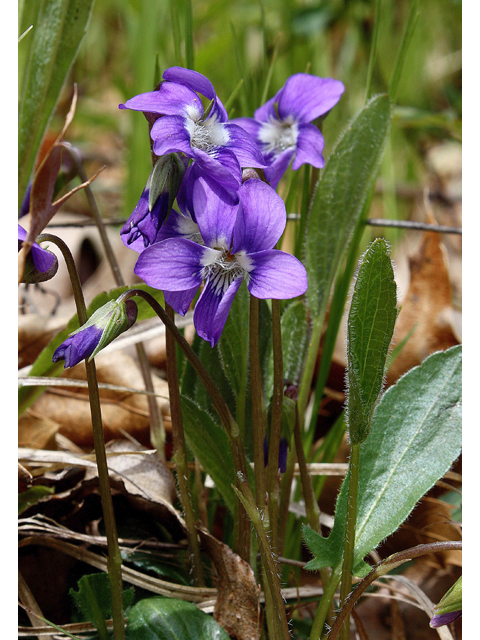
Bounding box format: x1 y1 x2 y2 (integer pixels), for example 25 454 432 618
125 597 230 640
347 239 397 444
217 280 250 397
18 284 165 415
70 573 134 637
180 396 237 514
18 485 54 514
18 0 95 202
304 346 462 574
304 94 393 321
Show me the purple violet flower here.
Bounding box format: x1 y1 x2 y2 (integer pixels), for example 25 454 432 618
232 73 345 188
119 67 267 197
53 325 105 368
52 299 138 368
121 153 187 251
134 177 308 346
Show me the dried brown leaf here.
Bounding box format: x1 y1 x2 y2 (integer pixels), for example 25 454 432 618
18 463 33 493
387 227 459 384
27 351 170 447
198 526 261 640
18 410 60 450
18 87 103 282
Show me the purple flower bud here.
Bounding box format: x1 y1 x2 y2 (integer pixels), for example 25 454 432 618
429 610 462 628
18 224 58 283
430 576 462 628
52 299 138 368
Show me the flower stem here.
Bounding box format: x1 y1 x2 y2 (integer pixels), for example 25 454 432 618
267 299 284 552
38 233 125 639
309 564 342 640
293 403 334 627
234 475 291 639
63 143 166 459
119 288 251 560
164 302 205 587
249 296 267 512
293 406 321 533
338 442 361 640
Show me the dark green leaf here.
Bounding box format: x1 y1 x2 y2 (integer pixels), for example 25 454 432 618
347 239 397 444
125 597 230 640
304 94 393 321
304 346 462 574
18 0 95 201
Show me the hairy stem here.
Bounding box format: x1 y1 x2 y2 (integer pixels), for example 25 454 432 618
338 443 361 640
328 542 462 640
234 475 291 639
309 565 342 640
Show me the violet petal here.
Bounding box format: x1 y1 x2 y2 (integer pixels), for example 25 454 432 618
193 276 243 347
232 180 286 254
246 250 308 299
277 74 345 123
134 237 207 291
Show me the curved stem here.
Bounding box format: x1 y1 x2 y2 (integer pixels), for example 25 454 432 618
37 234 87 326
249 296 267 511
328 541 462 640
62 143 166 459
37 233 125 640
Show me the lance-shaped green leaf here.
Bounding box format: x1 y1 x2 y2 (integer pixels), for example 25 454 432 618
304 94 393 321
18 0 95 202
126 597 230 640
347 238 397 444
304 345 462 574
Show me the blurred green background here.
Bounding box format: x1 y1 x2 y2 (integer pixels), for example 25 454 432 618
18 0 461 235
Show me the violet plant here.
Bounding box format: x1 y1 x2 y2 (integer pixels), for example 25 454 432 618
18 3 461 638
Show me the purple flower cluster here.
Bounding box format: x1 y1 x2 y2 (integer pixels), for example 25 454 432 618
119 67 344 346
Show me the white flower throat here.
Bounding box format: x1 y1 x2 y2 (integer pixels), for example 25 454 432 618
201 247 252 294
185 105 229 154
258 114 299 157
